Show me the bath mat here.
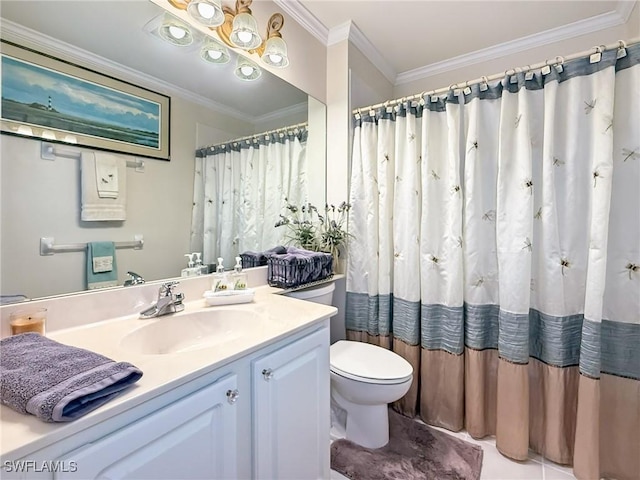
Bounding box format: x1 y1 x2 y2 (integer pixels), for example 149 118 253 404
331 409 483 480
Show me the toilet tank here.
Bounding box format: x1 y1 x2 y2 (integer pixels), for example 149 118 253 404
285 282 335 305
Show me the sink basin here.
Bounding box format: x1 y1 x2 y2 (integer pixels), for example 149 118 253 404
120 308 265 355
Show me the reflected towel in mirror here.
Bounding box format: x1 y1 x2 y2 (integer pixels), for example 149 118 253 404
80 152 127 221
87 241 118 290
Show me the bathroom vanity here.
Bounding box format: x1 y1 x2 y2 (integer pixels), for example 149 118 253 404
0 285 335 479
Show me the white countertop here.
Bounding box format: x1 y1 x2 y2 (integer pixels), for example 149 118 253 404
0 286 336 460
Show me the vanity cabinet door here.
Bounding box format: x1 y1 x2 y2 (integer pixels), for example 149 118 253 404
54 375 238 480
252 328 330 479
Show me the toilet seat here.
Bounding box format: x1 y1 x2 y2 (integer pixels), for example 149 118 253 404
330 340 413 385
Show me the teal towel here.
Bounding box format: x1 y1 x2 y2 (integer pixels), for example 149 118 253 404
87 242 118 289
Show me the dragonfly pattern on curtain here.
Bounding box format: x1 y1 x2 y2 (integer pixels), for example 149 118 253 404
191 127 308 266
346 43 639 480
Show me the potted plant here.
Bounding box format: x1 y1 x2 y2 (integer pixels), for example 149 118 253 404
275 199 352 273
317 202 351 273
274 201 320 251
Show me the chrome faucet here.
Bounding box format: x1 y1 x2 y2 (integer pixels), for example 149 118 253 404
124 271 145 287
139 282 185 319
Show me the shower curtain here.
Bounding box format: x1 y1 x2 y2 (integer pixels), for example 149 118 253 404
346 44 639 479
191 126 308 265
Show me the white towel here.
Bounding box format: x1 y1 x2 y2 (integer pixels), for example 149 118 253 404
81 152 127 221
95 155 119 198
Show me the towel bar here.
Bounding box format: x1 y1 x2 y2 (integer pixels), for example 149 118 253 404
40 142 145 172
40 235 144 256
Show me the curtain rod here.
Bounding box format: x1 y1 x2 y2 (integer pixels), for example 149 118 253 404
352 37 640 114
203 122 308 150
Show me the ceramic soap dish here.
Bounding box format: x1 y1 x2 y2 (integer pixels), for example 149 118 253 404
203 288 255 306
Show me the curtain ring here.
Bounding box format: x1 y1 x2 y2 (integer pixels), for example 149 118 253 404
555 56 565 65
618 40 627 49
593 45 603 54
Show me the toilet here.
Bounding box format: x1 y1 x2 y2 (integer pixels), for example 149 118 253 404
285 282 414 449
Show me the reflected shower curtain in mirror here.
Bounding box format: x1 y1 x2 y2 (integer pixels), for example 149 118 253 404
191 127 308 265
346 44 639 480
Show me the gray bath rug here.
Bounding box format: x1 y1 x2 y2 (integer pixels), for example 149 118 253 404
331 409 483 480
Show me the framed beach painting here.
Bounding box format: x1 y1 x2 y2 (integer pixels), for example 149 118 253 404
0 40 171 161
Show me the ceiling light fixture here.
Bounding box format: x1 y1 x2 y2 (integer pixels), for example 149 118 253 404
234 57 261 81
187 0 224 27
158 14 194 46
200 38 230 64
163 0 290 70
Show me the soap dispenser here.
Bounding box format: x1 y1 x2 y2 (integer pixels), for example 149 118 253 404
194 252 208 275
212 257 229 292
231 256 248 290
181 253 197 277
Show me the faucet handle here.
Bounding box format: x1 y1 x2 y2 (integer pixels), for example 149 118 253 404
124 271 145 286
160 281 180 296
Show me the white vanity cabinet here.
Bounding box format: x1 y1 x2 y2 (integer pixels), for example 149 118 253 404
54 375 239 480
5 322 330 480
252 328 330 479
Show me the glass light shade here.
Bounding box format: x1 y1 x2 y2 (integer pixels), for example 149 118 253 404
200 39 230 64
158 18 193 46
234 57 261 81
229 12 262 50
261 36 289 68
187 0 224 27
16 125 33 136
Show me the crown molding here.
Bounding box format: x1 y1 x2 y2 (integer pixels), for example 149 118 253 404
273 0 329 45
396 3 635 85
327 21 352 45
327 21 396 84
0 19 255 123
346 21 396 84
616 0 637 22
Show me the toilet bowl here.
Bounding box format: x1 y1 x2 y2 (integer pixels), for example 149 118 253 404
284 283 413 449
330 340 413 448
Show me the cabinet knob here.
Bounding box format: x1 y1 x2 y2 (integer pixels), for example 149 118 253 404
226 389 240 404
262 368 274 381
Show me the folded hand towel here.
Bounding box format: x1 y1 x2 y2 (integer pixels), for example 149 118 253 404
0 333 142 422
87 242 118 290
81 152 127 221
95 154 119 198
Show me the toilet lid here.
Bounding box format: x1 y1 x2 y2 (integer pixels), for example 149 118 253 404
330 340 413 384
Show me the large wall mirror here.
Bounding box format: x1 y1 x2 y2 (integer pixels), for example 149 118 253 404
0 0 326 301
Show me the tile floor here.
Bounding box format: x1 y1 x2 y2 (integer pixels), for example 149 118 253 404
330 422 577 480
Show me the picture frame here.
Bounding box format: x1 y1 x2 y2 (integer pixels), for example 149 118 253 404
0 40 171 161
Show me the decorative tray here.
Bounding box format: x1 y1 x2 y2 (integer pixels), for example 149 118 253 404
202 289 255 306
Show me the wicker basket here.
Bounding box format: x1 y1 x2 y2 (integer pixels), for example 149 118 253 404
239 253 267 269
267 251 333 289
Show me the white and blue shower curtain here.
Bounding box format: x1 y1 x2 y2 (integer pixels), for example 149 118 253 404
191 127 308 265
347 44 639 479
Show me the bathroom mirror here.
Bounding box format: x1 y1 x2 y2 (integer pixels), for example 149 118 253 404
0 0 326 301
